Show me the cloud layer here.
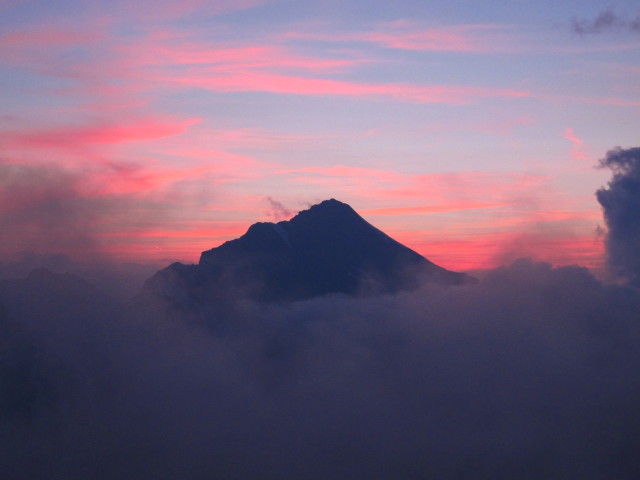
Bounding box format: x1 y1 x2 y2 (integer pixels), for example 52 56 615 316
1 258 640 479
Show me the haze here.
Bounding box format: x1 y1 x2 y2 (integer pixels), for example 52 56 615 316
2 2 640 479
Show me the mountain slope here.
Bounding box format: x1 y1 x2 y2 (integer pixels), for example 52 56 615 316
144 199 474 305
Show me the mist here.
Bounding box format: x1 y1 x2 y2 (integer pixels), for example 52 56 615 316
0 160 186 297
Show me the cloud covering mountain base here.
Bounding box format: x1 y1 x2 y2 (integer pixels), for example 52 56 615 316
2 259 640 479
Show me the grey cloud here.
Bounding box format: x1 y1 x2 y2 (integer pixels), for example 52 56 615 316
596 146 640 286
571 9 640 35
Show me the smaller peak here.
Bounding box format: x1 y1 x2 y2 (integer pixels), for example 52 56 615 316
25 267 93 290
246 221 275 233
27 267 55 279
26 267 82 283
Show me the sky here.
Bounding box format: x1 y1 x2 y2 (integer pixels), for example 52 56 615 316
1 0 639 272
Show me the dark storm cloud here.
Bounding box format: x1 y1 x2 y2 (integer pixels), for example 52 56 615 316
596 146 640 285
571 8 640 35
2 258 640 479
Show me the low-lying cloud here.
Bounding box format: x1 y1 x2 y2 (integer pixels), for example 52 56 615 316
1 258 640 479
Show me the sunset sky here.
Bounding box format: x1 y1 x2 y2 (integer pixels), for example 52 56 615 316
2 0 639 271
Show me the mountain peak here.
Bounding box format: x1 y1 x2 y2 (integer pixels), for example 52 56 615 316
285 198 365 231
306 198 354 213
145 199 475 305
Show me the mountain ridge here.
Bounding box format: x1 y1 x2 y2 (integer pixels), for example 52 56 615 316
144 199 475 305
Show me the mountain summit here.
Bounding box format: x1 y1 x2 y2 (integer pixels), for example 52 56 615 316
145 199 474 305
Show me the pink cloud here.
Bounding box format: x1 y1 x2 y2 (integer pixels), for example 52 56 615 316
85 164 218 196
3 118 198 148
130 42 361 72
359 23 507 52
4 20 528 105
563 127 589 160
284 22 510 53
0 116 253 202
173 70 529 104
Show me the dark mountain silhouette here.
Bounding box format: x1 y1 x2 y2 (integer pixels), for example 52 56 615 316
144 199 475 306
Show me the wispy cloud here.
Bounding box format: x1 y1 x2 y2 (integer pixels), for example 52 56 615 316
180 72 529 103
563 128 589 161
0 117 200 168
106 27 529 104
1 118 198 149
2 20 528 106
284 21 512 53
